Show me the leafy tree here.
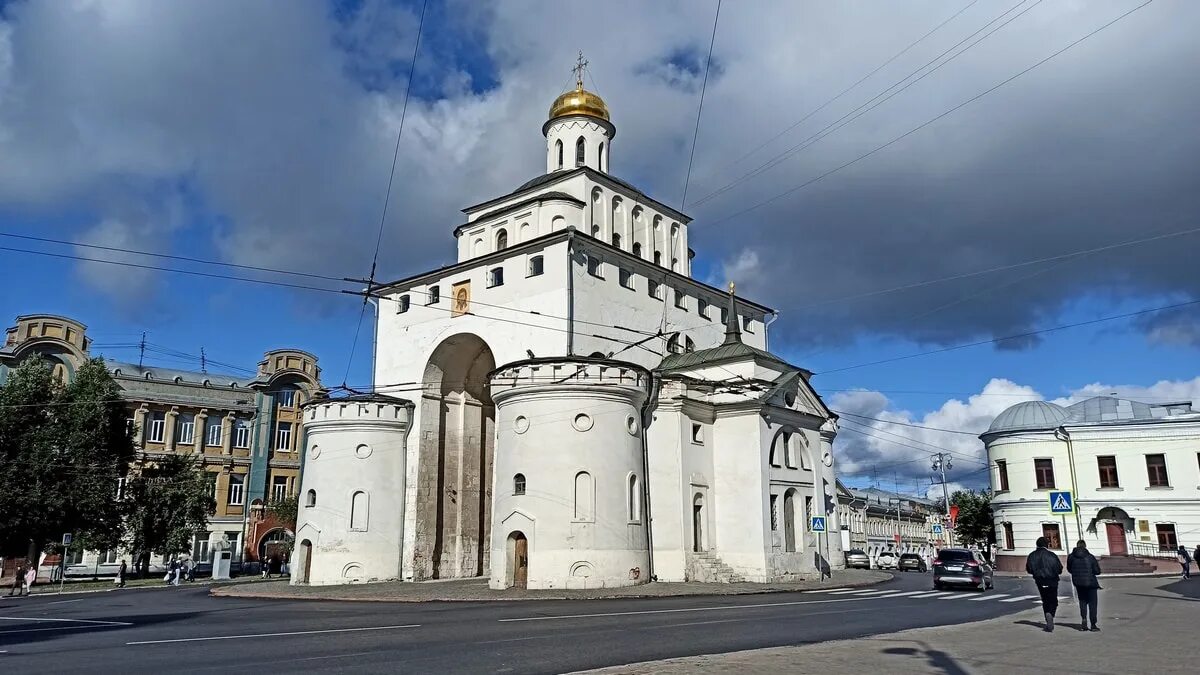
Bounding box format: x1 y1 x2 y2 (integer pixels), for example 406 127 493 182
0 357 134 562
949 489 994 549
266 494 298 531
122 453 213 575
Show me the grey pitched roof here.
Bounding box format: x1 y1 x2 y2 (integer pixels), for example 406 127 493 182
105 359 252 388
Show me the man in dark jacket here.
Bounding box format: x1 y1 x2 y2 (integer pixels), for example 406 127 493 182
1026 536 1064 632
1067 540 1102 632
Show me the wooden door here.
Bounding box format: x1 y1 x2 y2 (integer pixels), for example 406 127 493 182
1105 523 1127 555
300 540 312 583
514 535 528 589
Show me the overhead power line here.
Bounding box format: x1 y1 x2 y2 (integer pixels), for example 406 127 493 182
679 0 722 208
703 0 1154 227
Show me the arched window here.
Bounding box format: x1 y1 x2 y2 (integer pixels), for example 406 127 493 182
782 432 794 468
575 137 586 167
612 233 621 248
598 141 605 170
671 258 679 272
305 489 316 508
632 242 643 258
574 471 594 521
496 229 508 251
513 473 526 495
770 433 784 467
783 489 797 552
666 334 682 354
653 251 662 266
591 224 600 237
628 474 640 521
350 491 369 531
684 336 695 353
555 139 564 169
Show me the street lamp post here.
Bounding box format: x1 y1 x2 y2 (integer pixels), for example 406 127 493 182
1054 426 1085 543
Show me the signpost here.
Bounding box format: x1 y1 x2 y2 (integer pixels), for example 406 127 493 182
932 523 944 535
1049 490 1074 514
810 516 826 533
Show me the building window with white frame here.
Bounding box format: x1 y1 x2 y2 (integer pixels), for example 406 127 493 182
350 491 369 531
193 534 211 563
698 299 710 319
147 412 165 443
397 294 410 313
586 255 603 278
276 422 293 452
234 419 251 449
674 290 687 311
427 284 440 304
648 279 662 300
691 423 703 444
271 475 288 502
527 255 544 277
488 266 505 287
227 474 245 506
206 417 222 446
306 489 317 507
278 388 296 408
177 414 195 445
742 315 755 333
628 474 641 522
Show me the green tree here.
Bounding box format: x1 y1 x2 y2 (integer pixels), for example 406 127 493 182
122 453 213 575
0 357 134 562
266 494 298 531
949 489 994 548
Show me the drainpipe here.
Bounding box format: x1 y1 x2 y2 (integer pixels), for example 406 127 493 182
764 310 780 351
1054 426 1085 543
639 370 660 582
566 228 576 356
368 296 380 390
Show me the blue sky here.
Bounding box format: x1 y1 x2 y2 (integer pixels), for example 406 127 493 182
1 0 1196 494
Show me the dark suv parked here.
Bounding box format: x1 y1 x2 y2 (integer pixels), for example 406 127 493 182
932 548 993 591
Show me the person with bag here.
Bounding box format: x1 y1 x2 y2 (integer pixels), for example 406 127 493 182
1026 537 1064 632
1179 545 1193 579
1067 540 1102 631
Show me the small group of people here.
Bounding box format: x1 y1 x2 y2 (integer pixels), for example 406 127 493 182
1178 544 1197 579
6 560 38 597
260 554 288 579
1026 537 1102 633
163 557 196 585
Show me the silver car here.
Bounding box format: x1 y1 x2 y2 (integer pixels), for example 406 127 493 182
845 549 870 569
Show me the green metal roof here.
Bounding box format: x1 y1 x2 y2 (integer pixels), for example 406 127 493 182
657 340 792 372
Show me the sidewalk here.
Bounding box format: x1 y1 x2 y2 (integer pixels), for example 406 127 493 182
578 575 1197 674
211 569 891 602
0 574 277 599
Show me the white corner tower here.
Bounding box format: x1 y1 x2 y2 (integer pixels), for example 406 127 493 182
544 52 614 174
292 394 414 585
488 358 649 590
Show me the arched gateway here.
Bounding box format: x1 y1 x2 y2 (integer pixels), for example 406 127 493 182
413 333 496 579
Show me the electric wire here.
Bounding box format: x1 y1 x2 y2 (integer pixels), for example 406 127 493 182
679 0 721 208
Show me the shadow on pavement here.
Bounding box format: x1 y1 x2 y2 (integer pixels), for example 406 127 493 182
880 641 972 675
0 611 199 649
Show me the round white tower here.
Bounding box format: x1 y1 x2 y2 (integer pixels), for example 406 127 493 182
292 394 414 585
488 357 649 590
544 54 614 174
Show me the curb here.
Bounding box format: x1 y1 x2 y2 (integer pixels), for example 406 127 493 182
210 572 894 604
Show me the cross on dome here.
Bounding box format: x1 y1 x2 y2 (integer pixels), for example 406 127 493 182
572 51 589 89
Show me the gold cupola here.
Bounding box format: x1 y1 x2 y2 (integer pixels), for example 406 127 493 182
548 85 610 123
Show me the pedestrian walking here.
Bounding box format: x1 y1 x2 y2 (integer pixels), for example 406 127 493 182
1178 545 1192 579
1067 540 1102 632
1026 536 1064 632
23 563 36 596
173 559 182 586
185 558 196 582
261 556 270 579
8 561 27 596
117 560 127 588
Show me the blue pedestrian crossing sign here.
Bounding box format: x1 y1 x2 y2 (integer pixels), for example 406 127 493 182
1049 490 1074 514
932 524 944 535
810 516 826 532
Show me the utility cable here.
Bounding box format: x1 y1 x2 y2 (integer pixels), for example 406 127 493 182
679 0 721 208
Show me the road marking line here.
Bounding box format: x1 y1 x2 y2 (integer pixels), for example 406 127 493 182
802 588 848 594
910 592 951 598
1001 595 1038 603
126 624 421 645
43 598 86 606
497 597 869 622
828 589 889 595
0 616 131 626
874 591 929 598
969 594 1009 601
938 593 974 600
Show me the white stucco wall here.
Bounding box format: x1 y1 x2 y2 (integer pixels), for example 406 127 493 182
488 359 650 589
293 398 413 585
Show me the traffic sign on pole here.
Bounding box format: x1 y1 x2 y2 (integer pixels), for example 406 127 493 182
809 516 826 532
1049 490 1074 514
932 524 944 535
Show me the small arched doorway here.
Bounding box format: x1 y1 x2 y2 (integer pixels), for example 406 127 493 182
1094 506 1132 555
506 531 529 589
783 489 797 552
296 539 312 584
692 493 706 552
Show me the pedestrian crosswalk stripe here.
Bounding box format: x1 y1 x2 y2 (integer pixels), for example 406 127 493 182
1001 595 1038 603
802 588 848 594
969 594 1008 601
938 593 974 600
874 591 929 598
911 591 952 598
829 589 888 595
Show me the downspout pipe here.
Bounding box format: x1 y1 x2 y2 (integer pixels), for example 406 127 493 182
566 228 576 356
640 370 660 582
764 310 780 351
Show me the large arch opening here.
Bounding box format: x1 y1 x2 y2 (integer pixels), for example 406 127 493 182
416 333 496 580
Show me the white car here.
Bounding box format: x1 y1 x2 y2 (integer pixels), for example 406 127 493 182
875 551 899 569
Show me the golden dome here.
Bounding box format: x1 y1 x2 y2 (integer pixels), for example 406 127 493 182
549 85 610 122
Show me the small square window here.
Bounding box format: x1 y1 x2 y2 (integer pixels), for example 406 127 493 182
691 423 703 444
396 294 410 313
587 255 603 278
488 266 505 288
674 290 687 311
427 285 440 304
698 299 710 319
742 315 755 333
527 255 544 277
619 268 634 289
648 279 662 300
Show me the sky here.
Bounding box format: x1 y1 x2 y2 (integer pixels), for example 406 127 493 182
1 0 1197 497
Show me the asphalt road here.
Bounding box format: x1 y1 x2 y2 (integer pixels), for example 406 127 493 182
0 572 1069 673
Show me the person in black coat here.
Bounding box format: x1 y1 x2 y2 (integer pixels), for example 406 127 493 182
1067 540 1102 632
1026 536 1064 632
